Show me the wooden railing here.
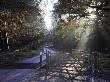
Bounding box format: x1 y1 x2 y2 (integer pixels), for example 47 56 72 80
39 49 51 68
39 50 110 81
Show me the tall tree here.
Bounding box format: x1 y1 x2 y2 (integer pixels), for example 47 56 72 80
0 0 44 51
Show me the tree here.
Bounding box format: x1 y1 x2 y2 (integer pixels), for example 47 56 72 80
0 0 44 51
53 0 93 49
87 0 110 53
54 0 92 16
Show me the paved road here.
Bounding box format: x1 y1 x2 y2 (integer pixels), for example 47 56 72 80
0 47 55 82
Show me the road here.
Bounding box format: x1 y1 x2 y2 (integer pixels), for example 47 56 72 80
0 47 55 82
0 48 108 82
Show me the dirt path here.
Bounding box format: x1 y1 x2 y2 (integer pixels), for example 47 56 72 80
20 50 108 82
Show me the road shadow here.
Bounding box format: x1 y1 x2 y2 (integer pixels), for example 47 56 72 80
0 63 40 69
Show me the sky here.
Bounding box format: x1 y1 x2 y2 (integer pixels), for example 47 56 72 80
39 0 58 30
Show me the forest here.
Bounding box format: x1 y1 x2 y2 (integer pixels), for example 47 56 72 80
0 0 110 81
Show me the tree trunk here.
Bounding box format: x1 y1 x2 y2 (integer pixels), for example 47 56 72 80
0 30 8 51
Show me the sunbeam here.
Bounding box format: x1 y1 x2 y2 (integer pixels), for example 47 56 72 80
39 0 58 31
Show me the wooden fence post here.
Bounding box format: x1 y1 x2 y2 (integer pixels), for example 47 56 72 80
40 49 44 68
40 54 42 67
46 50 49 67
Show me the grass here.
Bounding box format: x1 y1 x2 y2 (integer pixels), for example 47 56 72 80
0 48 42 64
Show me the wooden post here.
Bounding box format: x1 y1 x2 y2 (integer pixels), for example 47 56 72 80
92 51 98 76
40 54 42 67
48 51 51 65
40 49 43 68
46 50 49 67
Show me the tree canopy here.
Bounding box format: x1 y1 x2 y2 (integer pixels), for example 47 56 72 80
0 0 44 51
